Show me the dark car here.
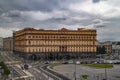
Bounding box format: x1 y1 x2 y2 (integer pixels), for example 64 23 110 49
24 64 29 70
44 61 49 64
62 61 68 64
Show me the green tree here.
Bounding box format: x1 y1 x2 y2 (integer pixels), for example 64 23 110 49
0 61 10 79
3 66 10 76
81 75 89 80
102 46 106 54
56 53 59 60
29 54 37 61
65 55 71 60
97 46 106 54
48 53 54 60
0 61 6 68
117 42 120 45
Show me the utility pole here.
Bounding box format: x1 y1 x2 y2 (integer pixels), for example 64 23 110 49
74 62 76 80
104 54 107 80
74 53 77 80
104 60 107 80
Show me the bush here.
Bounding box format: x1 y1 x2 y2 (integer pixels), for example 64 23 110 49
83 64 113 68
0 61 10 76
81 74 89 80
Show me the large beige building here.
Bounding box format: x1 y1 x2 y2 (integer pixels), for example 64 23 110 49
13 28 97 59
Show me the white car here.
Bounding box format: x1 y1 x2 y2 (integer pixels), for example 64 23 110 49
76 61 80 64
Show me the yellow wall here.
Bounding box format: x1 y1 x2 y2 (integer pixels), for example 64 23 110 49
14 28 97 53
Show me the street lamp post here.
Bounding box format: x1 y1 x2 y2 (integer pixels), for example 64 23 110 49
74 53 77 80
33 54 34 62
105 65 107 80
104 57 107 80
74 62 76 80
103 54 107 80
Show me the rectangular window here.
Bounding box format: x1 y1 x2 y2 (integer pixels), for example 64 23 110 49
28 36 31 38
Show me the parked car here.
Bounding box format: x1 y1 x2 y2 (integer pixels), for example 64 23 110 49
93 61 98 64
75 61 80 65
24 64 29 70
44 61 49 64
62 61 68 64
68 60 74 64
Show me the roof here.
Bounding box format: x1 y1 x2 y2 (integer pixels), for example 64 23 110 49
112 45 120 49
96 41 112 45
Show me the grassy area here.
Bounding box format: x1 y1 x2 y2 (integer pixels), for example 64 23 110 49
82 64 113 68
49 63 61 69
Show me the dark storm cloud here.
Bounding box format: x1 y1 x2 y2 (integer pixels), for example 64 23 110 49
93 19 102 24
0 0 119 41
92 0 108 4
0 0 62 14
92 0 100 3
94 24 106 28
47 9 96 26
93 19 105 28
92 19 111 28
0 0 87 14
5 11 21 18
53 17 67 21
0 0 110 29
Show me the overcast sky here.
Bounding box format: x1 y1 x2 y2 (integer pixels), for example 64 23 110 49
0 0 120 41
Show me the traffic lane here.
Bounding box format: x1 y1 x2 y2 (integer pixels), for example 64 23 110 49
53 64 95 80
28 67 48 80
53 64 120 80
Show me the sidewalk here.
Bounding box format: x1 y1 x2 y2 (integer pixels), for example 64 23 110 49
13 64 35 80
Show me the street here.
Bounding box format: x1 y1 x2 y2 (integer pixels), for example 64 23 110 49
0 50 49 80
53 64 120 80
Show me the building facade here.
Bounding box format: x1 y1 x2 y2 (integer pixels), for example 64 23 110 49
97 41 112 54
0 37 3 50
111 45 120 59
13 28 97 59
3 37 13 51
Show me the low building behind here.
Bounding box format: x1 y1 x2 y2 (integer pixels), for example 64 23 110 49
3 37 13 51
0 37 3 50
97 41 112 54
111 45 120 59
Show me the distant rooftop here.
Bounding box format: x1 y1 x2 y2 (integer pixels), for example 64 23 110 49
21 27 95 31
112 45 120 49
97 41 112 45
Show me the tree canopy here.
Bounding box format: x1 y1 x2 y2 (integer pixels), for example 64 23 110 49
97 46 106 54
0 61 10 76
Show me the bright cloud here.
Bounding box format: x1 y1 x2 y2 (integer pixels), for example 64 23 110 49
69 0 120 18
0 0 120 41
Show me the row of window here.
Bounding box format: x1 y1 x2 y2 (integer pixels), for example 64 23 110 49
14 47 96 52
15 40 96 45
27 35 96 40
15 41 95 46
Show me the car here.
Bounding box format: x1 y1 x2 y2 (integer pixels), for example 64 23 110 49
24 64 29 70
62 61 68 64
68 60 74 64
93 61 98 64
75 61 80 65
44 61 49 64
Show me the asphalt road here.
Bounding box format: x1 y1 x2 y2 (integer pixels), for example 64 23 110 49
0 50 53 80
0 51 31 80
28 67 49 80
53 64 120 80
